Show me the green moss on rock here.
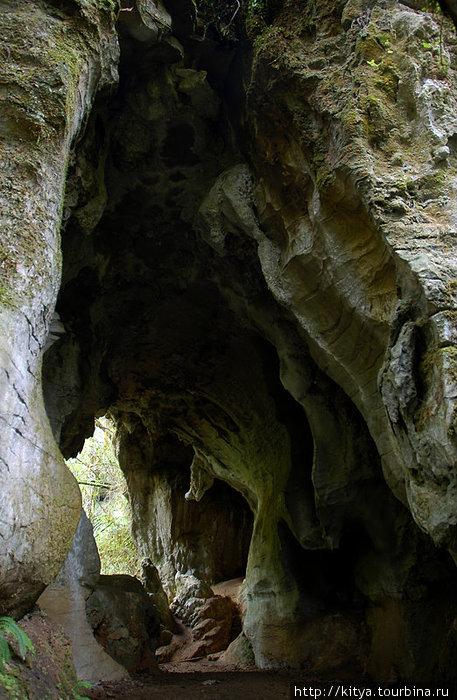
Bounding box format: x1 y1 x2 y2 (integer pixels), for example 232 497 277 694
0 669 27 700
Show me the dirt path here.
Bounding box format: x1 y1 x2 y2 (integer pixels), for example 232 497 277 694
87 580 326 699
86 669 321 700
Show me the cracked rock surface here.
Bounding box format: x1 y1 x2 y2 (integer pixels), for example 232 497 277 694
0 0 118 617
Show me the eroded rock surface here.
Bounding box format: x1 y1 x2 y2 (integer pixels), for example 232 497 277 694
0 0 119 617
3 0 457 684
116 431 253 595
243 0 457 560
38 512 127 681
156 573 241 662
86 574 160 674
171 573 240 655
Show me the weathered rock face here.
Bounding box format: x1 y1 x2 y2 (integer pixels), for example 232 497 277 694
164 572 241 659
0 0 119 617
38 512 128 682
117 429 253 594
141 558 177 631
86 574 160 674
243 0 457 559
4 0 457 684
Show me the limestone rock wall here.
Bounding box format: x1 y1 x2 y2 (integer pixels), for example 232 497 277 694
243 0 457 559
0 0 119 616
38 512 127 681
4 0 457 684
40 0 457 681
115 427 253 595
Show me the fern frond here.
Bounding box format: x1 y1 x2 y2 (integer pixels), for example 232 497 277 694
0 630 11 671
0 617 35 664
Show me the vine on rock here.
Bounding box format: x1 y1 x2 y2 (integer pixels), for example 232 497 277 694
195 0 270 39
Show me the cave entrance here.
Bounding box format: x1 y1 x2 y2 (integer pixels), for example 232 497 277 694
111 420 254 664
64 410 254 668
137 456 254 666
65 409 254 594
8 0 457 685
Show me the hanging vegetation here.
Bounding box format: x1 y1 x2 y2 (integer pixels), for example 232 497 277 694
66 418 140 577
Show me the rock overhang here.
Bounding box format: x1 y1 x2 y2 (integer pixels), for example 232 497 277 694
2 0 457 682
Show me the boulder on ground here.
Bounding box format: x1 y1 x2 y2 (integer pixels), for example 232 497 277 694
38 512 127 681
192 594 240 654
86 574 160 674
218 632 256 668
169 572 241 656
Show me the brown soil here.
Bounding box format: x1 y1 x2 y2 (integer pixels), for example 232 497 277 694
86 668 321 700
0 610 79 700
1 606 340 700
87 596 328 700
87 576 320 700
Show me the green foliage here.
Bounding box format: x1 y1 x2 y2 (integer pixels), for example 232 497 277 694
419 2 454 71
248 0 266 13
67 418 140 577
0 618 34 672
194 0 270 40
71 680 92 700
246 0 269 31
0 670 25 700
96 0 117 10
421 1 441 12
195 0 241 39
58 680 91 700
93 503 140 576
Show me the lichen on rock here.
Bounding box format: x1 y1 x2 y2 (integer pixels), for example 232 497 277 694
0 0 119 616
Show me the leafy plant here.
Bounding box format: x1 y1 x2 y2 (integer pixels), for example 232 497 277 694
248 0 266 13
97 0 117 9
0 617 34 671
420 0 456 68
66 417 141 577
93 505 140 576
421 1 441 11
195 0 250 39
72 680 92 700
